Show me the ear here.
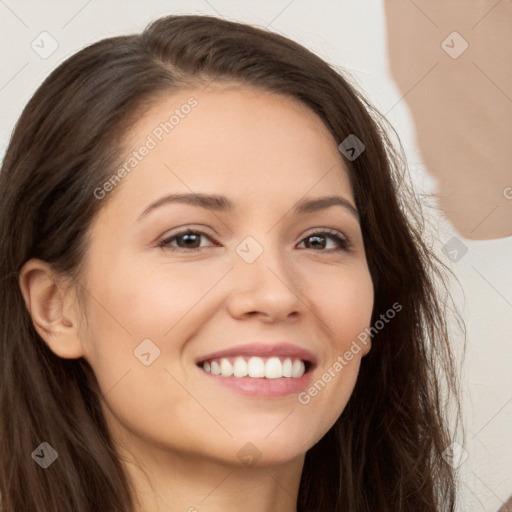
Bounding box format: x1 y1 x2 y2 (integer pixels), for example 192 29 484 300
361 339 371 357
18 258 85 359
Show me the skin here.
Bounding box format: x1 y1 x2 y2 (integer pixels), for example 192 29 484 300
385 0 512 239
499 496 512 512
19 84 374 512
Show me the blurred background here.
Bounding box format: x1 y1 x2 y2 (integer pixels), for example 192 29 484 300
1 1 510 510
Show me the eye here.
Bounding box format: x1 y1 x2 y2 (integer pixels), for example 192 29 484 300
157 229 217 253
157 228 350 253
297 229 351 252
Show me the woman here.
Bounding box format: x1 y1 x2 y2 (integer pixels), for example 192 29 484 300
0 14 462 512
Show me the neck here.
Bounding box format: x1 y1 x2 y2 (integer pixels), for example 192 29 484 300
117 438 304 512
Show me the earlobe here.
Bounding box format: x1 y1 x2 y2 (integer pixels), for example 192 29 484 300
18 258 85 359
361 340 371 357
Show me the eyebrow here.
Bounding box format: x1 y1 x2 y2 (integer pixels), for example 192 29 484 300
137 192 360 222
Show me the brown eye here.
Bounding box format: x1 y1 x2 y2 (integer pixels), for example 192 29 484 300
157 228 350 254
158 229 217 252
298 230 350 252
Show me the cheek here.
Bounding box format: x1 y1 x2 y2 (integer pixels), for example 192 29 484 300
83 256 219 340
83 254 374 386
294 265 373 432
78 247 375 463
79 257 226 391
77 261 218 452
315 263 374 346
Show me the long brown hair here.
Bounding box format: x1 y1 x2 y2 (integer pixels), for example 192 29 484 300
0 14 463 511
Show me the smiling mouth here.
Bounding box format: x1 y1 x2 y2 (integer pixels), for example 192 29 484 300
197 356 311 379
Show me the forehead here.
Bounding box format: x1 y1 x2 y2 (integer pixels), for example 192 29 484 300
100 84 353 219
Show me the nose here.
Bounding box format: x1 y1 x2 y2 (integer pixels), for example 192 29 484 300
225 241 305 323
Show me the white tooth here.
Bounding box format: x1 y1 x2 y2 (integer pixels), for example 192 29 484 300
208 356 304 378
210 360 221 375
282 358 292 377
233 357 248 377
265 357 283 379
248 356 265 378
220 358 233 377
291 359 305 378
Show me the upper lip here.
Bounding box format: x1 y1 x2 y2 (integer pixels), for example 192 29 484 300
195 342 317 366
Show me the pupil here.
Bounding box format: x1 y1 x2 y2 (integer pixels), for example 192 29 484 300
181 233 199 247
308 235 325 248
176 233 329 249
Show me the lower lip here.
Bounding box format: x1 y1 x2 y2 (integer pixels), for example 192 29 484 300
198 366 314 397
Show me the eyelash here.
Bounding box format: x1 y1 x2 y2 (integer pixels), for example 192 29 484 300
157 228 351 254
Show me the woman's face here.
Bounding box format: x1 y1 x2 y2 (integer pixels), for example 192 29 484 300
78 84 374 468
